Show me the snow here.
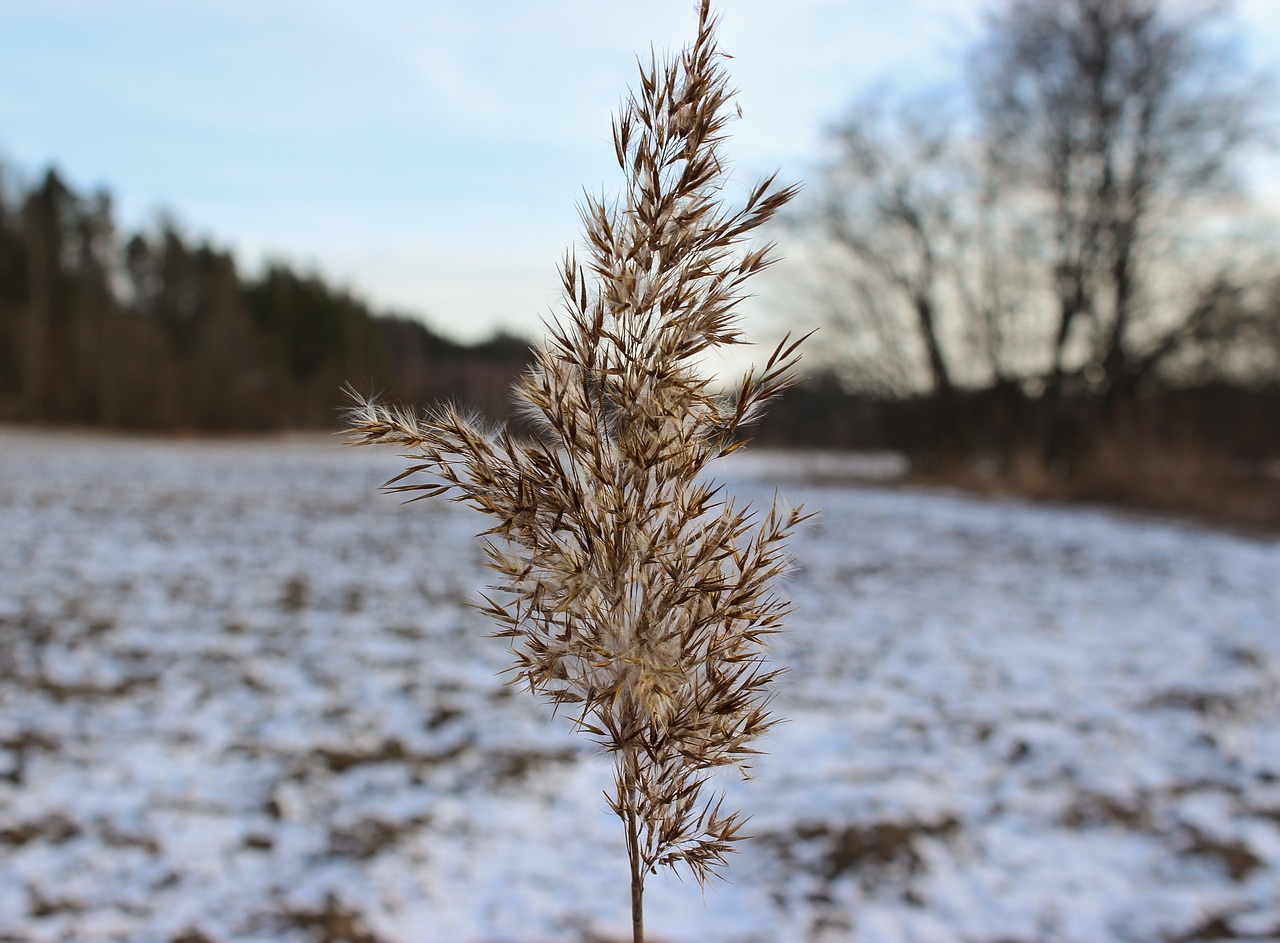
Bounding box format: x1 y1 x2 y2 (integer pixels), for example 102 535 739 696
1 428 1278 943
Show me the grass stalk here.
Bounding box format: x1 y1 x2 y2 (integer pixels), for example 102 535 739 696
346 2 803 934
627 794 644 943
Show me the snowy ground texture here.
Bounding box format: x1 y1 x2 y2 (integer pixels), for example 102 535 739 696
2 428 1279 943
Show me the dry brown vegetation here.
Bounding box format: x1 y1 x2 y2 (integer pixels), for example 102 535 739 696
346 4 804 940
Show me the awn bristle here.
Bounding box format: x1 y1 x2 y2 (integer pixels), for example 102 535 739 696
345 2 804 937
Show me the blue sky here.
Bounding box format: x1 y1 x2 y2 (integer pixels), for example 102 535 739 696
1 1 1278 345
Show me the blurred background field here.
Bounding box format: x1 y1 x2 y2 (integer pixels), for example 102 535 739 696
1 430 1279 942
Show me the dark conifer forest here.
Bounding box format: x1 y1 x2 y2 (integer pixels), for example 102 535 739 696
0 165 533 431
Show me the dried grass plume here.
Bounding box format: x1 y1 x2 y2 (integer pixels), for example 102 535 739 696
346 3 805 939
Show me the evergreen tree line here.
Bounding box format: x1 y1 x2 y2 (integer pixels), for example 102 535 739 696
0 165 532 431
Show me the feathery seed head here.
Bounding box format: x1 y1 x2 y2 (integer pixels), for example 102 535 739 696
345 0 803 899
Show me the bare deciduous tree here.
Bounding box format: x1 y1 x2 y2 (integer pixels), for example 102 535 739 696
976 0 1271 444
798 0 1276 474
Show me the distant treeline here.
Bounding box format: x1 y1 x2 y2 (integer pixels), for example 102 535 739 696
2 162 1278 527
760 374 1280 527
0 166 533 431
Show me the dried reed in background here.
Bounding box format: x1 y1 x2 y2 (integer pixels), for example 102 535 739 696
346 4 804 939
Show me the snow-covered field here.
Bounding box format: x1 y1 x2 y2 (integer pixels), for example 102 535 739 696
2 428 1278 943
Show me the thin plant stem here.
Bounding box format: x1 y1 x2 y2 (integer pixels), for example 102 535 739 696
627 797 644 943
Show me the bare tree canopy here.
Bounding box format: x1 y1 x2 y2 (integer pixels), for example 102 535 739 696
973 0 1272 396
795 0 1278 476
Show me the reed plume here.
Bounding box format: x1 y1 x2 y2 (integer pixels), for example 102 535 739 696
346 4 804 938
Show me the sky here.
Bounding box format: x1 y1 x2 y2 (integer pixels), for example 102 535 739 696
1 0 1279 348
